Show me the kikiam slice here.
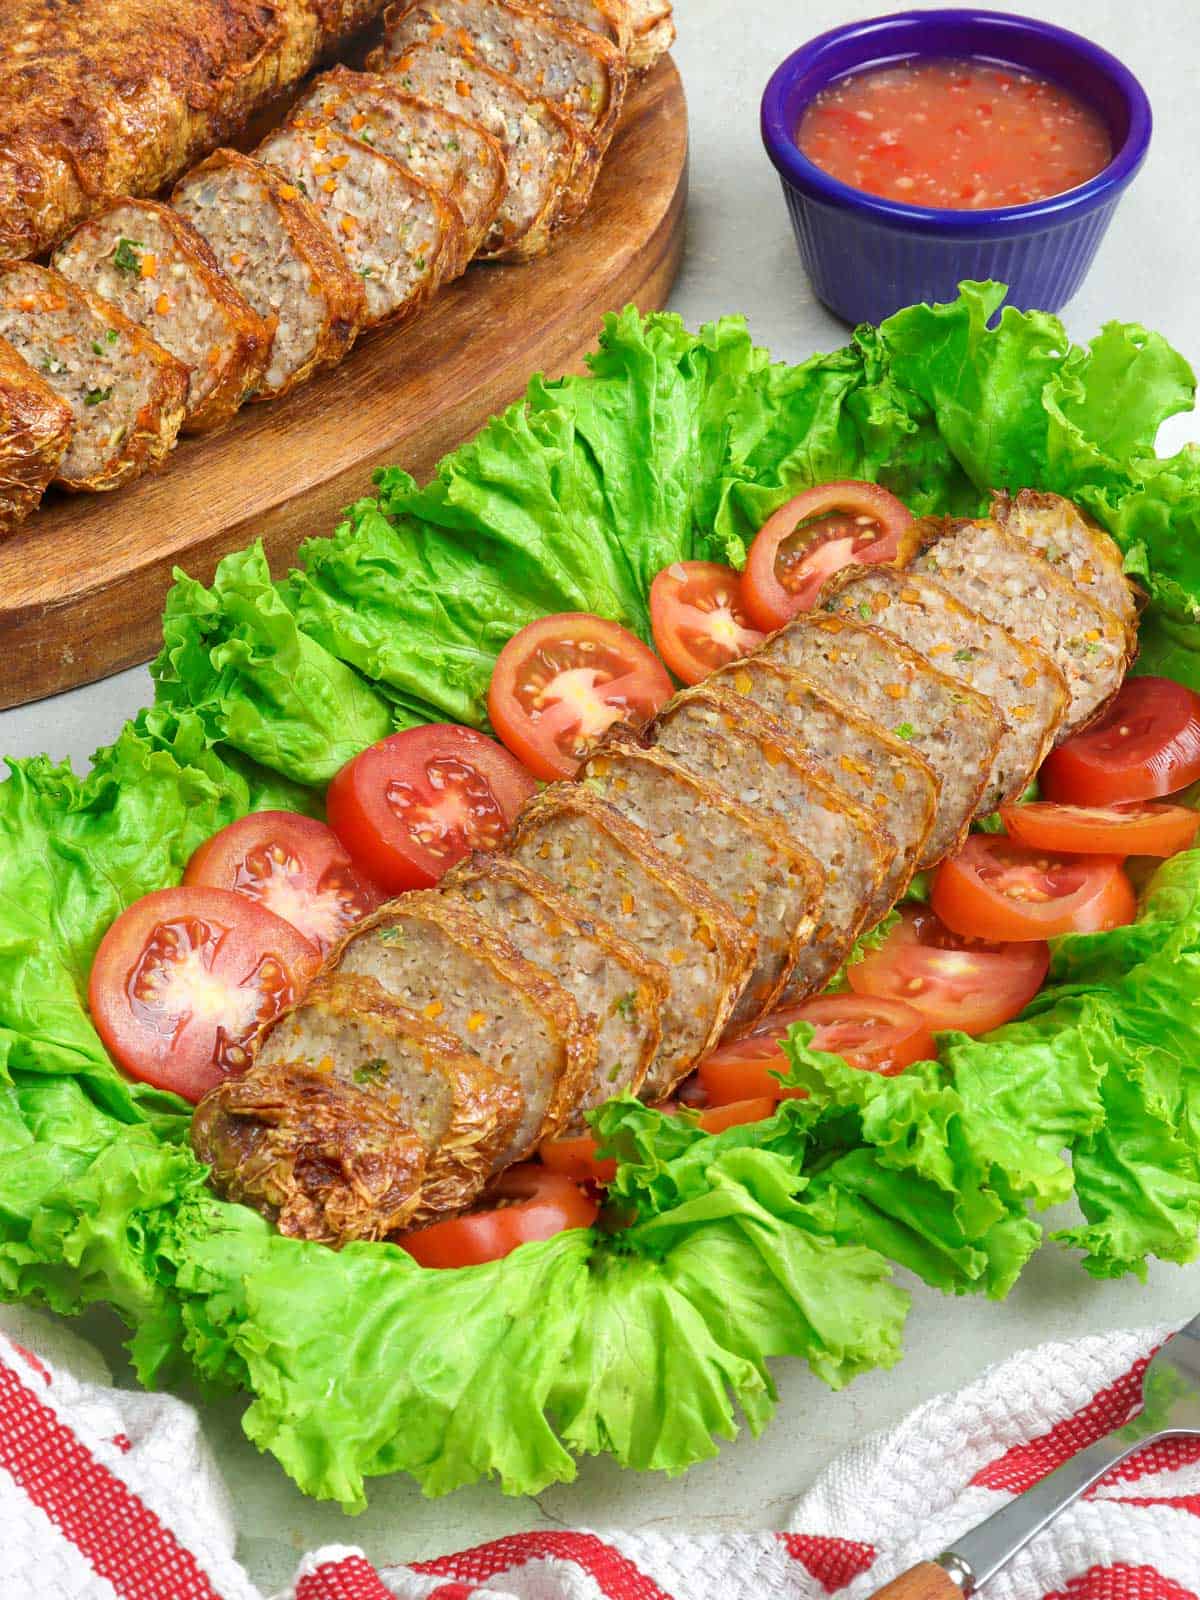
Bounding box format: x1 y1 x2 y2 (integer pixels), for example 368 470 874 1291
52 197 271 433
990 488 1139 640
509 783 755 1099
446 852 667 1119
526 0 633 55
173 148 366 401
289 67 508 273
821 563 1069 810
382 0 627 157
368 39 582 258
254 970 524 1222
336 889 592 1164
706 659 938 906
0 262 187 492
192 1061 429 1244
257 125 459 329
760 612 1004 867
909 516 1135 738
626 0 675 68
652 686 898 967
0 335 72 532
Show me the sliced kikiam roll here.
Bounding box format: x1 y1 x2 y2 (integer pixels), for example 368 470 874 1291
173 148 367 402
367 39 582 259
381 0 628 163
336 889 593 1166
990 488 1140 644
252 970 525 1225
0 335 72 532
257 124 460 330
577 733 828 1020
761 612 1005 869
0 262 188 492
52 199 272 434
290 67 508 274
445 852 668 1121
820 563 1070 811
907 515 1135 739
625 0 675 69
509 783 757 1099
705 660 939 910
526 0 634 56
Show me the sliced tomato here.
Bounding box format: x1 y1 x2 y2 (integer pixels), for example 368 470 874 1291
398 1164 598 1268
931 835 1136 942
540 1131 617 1186
694 1096 778 1132
648 561 765 685
1040 677 1200 805
184 811 382 956
488 613 673 780
1000 799 1200 859
741 480 913 630
326 724 536 895
88 886 321 1103
847 905 1049 1035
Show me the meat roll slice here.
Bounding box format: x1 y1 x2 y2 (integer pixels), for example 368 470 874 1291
370 40 582 258
761 614 1004 868
192 1061 427 1244
909 517 1134 738
382 0 627 158
337 890 592 1166
0 263 187 492
252 971 524 1223
446 853 668 1119
509 784 755 1098
52 199 272 434
652 686 897 964
527 0 634 55
173 149 366 402
822 564 1069 810
626 0 675 68
257 126 459 330
991 488 1139 640
0 336 72 532
577 738 825 1024
705 662 939 909
290 67 508 272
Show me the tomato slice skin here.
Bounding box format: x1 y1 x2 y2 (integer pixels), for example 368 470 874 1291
1000 800 1200 859
184 811 382 956
488 612 674 781
741 480 913 631
398 1164 598 1267
326 724 536 895
695 1096 778 1132
88 886 321 1103
1040 677 1200 805
931 835 1137 942
848 905 1049 1035
649 561 765 685
540 1132 617 1186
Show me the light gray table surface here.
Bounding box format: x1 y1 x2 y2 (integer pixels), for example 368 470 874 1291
2 2 1199 1590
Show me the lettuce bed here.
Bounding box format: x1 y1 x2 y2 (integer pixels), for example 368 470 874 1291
4 282 1200 1509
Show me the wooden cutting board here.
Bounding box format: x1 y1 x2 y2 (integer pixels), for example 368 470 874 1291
0 57 687 711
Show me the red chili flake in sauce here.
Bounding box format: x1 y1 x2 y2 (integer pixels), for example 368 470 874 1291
797 58 1111 209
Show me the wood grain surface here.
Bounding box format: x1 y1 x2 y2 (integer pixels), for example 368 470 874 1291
0 56 687 710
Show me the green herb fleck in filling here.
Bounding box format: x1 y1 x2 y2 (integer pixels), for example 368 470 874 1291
353 1057 390 1087
84 386 112 406
112 237 143 275
894 722 918 741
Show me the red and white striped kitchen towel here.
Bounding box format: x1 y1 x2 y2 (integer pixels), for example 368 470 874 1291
1 1309 1197 1600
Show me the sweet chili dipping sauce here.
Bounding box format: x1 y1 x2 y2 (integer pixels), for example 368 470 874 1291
797 58 1112 210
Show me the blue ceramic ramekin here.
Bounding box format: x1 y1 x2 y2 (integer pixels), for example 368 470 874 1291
761 9 1152 325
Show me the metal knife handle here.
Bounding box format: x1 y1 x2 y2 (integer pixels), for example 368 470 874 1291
861 1562 965 1599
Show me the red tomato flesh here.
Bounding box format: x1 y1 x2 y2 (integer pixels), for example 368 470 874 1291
649 561 765 685
848 905 1049 1035
184 811 382 956
741 481 913 631
488 612 673 780
399 1164 597 1267
1040 677 1200 806
88 886 321 1103
1000 799 1200 859
797 59 1112 211
697 994 934 1105
932 835 1136 942
326 724 536 895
